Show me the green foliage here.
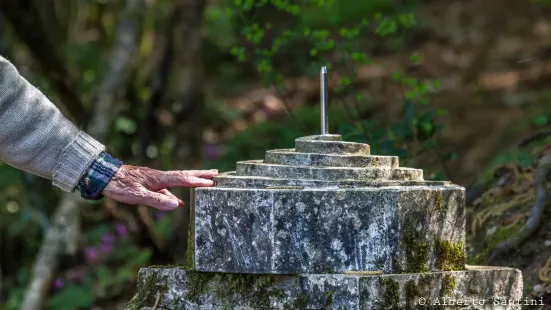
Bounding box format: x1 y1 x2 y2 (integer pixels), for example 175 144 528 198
221 0 449 179
46 285 95 310
534 115 548 126
0 164 21 189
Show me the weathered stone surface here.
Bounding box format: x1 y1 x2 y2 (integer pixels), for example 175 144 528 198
235 161 423 181
296 134 343 141
295 139 371 155
193 186 465 274
126 266 523 310
213 173 451 189
264 149 399 168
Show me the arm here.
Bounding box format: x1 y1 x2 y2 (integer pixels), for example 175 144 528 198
0 55 218 210
0 55 104 191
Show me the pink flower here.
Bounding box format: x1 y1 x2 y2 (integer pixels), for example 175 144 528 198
52 278 64 290
115 223 128 237
100 243 113 255
101 233 115 245
84 246 100 264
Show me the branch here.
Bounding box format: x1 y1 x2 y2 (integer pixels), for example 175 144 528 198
487 155 551 264
517 128 551 149
0 0 87 125
20 1 146 309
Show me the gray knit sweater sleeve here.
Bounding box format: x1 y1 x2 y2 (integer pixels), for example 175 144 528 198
0 55 105 192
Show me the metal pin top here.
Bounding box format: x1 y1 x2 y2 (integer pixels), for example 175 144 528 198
320 66 329 134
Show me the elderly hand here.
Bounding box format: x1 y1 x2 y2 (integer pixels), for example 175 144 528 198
101 165 218 210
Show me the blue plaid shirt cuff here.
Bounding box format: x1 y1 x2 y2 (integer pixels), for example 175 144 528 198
76 152 123 200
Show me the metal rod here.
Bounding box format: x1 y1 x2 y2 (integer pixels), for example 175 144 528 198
320 66 329 134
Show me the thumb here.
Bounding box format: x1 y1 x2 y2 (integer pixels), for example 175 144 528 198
141 190 180 211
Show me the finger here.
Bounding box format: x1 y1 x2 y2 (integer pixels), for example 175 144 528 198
187 177 215 187
158 189 184 207
140 190 180 211
150 171 216 189
185 169 219 178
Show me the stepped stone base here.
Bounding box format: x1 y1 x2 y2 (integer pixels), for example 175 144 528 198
126 266 522 310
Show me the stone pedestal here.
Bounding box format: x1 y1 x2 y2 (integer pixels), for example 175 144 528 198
126 135 523 309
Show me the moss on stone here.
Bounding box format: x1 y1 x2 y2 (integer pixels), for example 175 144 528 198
184 270 293 308
435 192 445 210
185 195 196 270
392 258 403 273
381 278 400 309
184 270 215 304
468 286 480 295
125 271 169 310
321 290 335 309
147 264 182 269
434 237 466 271
285 293 310 309
403 218 430 273
440 275 456 296
405 279 419 308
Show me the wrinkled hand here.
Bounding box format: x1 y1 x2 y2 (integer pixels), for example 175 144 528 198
102 165 218 210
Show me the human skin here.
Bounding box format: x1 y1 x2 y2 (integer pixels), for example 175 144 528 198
101 165 218 210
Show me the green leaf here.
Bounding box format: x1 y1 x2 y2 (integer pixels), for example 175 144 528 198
46 285 94 310
114 117 137 134
341 76 352 86
534 115 548 126
0 164 21 189
391 71 402 82
431 80 441 88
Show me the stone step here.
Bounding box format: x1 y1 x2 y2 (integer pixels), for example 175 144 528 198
213 173 452 189
235 160 423 181
295 139 370 155
193 187 465 275
264 149 399 168
296 134 343 141
126 266 522 310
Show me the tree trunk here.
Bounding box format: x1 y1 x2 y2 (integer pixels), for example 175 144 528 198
168 0 207 262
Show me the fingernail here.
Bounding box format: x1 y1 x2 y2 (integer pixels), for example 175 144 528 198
210 169 218 173
178 200 184 207
168 200 179 210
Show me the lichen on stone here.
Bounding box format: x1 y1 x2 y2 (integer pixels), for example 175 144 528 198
434 237 466 271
